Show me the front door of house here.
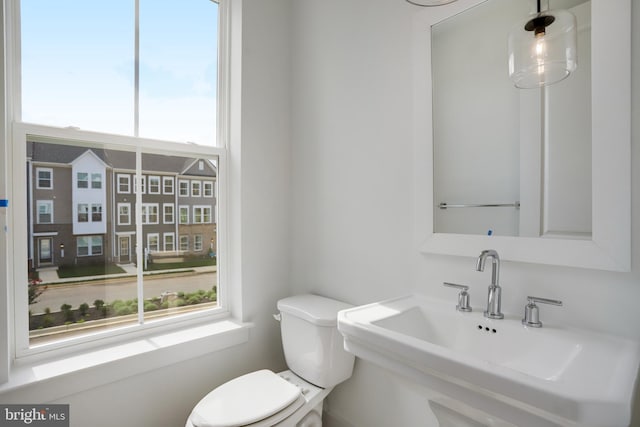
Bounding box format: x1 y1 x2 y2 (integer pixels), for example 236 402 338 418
119 236 130 263
38 238 52 265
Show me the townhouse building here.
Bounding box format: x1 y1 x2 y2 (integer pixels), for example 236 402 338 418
27 141 217 270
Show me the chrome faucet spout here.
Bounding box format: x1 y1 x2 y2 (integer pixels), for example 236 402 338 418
476 249 504 319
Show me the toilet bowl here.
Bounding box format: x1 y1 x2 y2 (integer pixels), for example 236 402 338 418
185 295 355 427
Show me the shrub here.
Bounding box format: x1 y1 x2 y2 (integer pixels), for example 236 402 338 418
160 301 170 310
94 299 105 310
42 315 54 328
115 306 132 316
144 302 158 312
60 303 72 312
79 303 89 316
100 306 109 317
44 307 51 315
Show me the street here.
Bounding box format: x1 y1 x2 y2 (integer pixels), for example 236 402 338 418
30 271 217 314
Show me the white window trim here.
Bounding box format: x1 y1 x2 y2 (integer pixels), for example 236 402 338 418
193 205 213 224
36 200 54 224
179 179 190 197
179 235 189 252
162 176 174 195
0 0 241 397
142 202 159 225
91 172 102 189
191 180 202 197
76 172 89 189
117 202 131 226
163 232 175 252
179 205 190 224
77 235 102 257
147 232 159 253
117 173 131 194
163 203 174 224
194 234 203 251
35 167 53 190
203 180 214 197
148 175 161 194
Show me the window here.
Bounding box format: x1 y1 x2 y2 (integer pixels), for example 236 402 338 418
142 203 159 224
147 233 159 252
118 174 130 193
194 206 212 224
163 204 174 224
77 173 89 189
163 176 174 194
148 176 160 194
118 203 131 225
179 235 189 252
91 173 102 189
179 180 190 197
36 168 53 189
191 181 202 197
8 0 226 357
179 206 189 224
164 233 175 252
91 204 103 222
203 181 214 197
77 203 89 222
36 200 53 224
194 235 203 251
77 236 103 257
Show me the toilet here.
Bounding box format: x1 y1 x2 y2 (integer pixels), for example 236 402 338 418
185 294 355 427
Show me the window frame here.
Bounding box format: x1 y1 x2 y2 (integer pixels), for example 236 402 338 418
1 0 237 388
118 202 131 226
35 167 53 190
117 173 131 194
163 203 174 224
36 200 53 224
162 176 174 195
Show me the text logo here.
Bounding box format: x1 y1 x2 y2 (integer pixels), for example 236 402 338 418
1 405 69 427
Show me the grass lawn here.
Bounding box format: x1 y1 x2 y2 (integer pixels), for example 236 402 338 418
146 257 216 272
57 264 127 278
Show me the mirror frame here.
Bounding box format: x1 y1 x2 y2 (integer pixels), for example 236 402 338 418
413 0 630 271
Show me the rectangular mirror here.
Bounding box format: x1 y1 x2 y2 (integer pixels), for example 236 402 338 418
412 0 630 271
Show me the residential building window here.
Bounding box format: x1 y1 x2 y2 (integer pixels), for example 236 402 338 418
194 206 212 224
203 181 214 197
36 200 53 224
36 168 53 189
142 203 159 224
179 180 189 197
77 236 103 257
164 233 175 252
77 172 89 189
91 173 102 189
118 203 131 225
191 181 202 197
77 203 89 222
194 235 203 251
9 0 226 355
163 176 174 194
148 176 160 194
147 233 159 252
179 235 189 252
179 206 189 224
163 204 174 224
118 174 130 193
91 204 103 222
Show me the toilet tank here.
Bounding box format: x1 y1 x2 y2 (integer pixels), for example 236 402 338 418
277 294 355 388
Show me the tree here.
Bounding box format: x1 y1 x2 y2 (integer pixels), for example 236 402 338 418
28 278 47 305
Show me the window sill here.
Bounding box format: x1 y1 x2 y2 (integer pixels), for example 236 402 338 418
0 317 252 402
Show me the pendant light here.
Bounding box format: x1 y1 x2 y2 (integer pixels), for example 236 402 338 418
508 0 577 89
405 0 457 6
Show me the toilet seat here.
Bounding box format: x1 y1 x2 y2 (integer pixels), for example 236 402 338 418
189 370 305 427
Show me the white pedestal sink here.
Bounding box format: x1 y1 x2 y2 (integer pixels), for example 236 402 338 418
337 294 640 427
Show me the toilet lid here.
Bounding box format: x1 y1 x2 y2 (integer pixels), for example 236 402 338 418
190 370 303 427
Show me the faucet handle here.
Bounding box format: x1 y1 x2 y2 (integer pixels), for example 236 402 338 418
522 296 563 328
443 282 472 312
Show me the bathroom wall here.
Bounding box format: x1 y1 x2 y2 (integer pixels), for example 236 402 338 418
290 0 640 425
0 1 292 426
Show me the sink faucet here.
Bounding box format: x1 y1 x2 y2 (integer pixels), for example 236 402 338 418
476 249 504 319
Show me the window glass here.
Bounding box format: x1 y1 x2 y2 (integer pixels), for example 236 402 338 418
36 168 52 189
77 173 88 189
91 173 102 189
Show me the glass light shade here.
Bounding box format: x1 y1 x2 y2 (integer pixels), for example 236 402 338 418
406 0 457 6
508 8 577 88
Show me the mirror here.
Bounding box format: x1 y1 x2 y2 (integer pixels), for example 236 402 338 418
412 0 630 271
432 0 591 238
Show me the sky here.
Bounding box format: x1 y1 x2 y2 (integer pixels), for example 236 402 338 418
20 0 219 146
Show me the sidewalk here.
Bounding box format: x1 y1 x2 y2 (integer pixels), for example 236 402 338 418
37 264 216 285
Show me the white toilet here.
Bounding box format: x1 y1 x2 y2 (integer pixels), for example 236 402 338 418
185 294 355 427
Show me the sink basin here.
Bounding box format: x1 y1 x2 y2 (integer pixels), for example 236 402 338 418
337 294 640 427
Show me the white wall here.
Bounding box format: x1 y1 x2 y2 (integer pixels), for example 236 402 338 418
290 0 640 425
0 1 292 425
